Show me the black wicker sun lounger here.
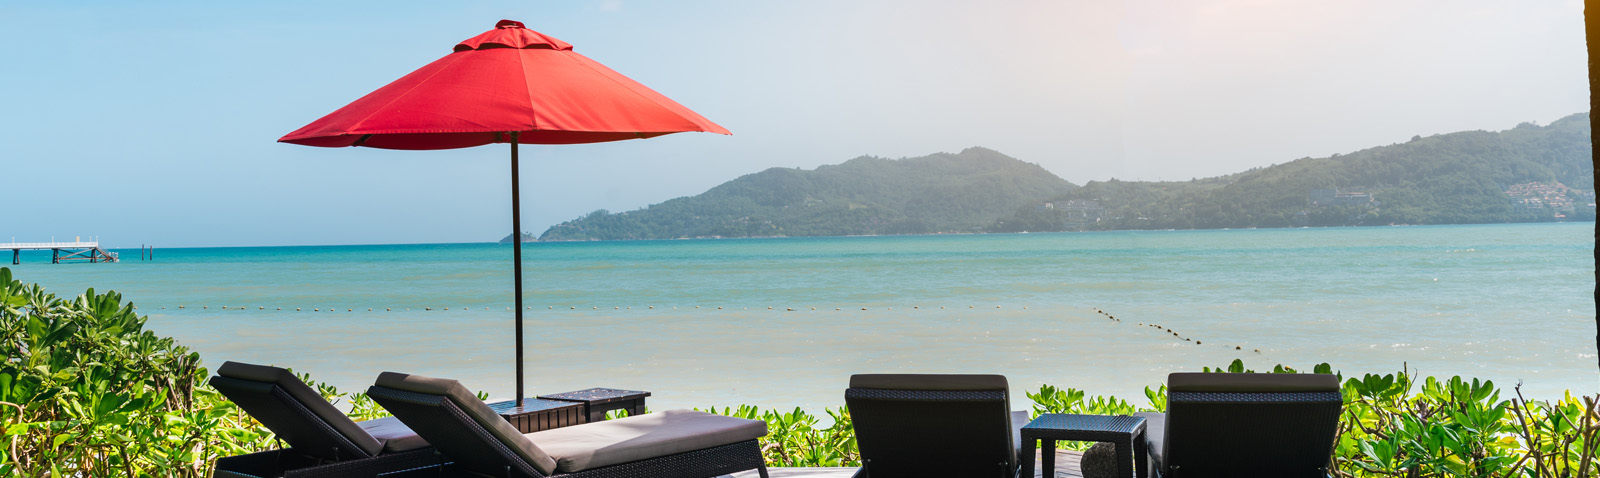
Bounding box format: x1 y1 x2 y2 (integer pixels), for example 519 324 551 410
1130 372 1343 478
844 374 1031 478
365 371 770 478
208 361 436 478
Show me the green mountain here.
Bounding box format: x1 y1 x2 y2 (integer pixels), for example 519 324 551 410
994 112 1594 231
532 113 1591 241
539 147 1079 240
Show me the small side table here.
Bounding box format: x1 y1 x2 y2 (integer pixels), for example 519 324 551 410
1021 414 1147 478
538 388 651 423
485 398 587 433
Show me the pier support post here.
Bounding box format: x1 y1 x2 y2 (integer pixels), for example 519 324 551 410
11 249 17 265
51 248 59 264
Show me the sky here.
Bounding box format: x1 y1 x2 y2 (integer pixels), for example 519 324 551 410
0 0 1588 247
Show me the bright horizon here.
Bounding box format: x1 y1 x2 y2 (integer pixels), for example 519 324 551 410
0 1 1587 248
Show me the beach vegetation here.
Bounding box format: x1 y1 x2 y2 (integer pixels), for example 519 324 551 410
699 405 859 467
0 267 378 477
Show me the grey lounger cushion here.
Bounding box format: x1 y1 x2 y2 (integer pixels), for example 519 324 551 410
375 371 560 475
1010 410 1029 457
358 416 430 452
1132 411 1166 470
528 409 768 472
217 361 388 456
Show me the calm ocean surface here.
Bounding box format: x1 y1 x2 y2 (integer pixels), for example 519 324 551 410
10 223 1595 411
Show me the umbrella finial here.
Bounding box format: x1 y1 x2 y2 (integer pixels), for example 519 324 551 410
454 20 573 52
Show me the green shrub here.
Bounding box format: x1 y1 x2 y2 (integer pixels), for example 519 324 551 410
0 268 383 477
1339 368 1599 477
700 405 859 467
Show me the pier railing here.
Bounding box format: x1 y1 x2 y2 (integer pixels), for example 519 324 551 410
0 242 100 249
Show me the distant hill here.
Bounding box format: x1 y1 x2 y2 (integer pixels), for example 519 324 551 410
993 112 1594 231
525 113 1592 241
538 147 1079 240
498 232 537 243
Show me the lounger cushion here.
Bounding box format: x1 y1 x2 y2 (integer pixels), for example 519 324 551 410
849 374 1008 391
1010 410 1029 458
528 410 767 472
1132 411 1165 471
375 372 559 475
217 361 385 457
1167 373 1339 393
358 416 429 453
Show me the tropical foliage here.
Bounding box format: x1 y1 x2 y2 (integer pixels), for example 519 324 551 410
700 405 860 467
1339 369 1599 477
0 267 381 477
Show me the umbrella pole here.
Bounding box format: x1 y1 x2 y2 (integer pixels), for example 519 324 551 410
510 132 525 407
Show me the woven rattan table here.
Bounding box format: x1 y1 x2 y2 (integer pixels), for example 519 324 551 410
1021 414 1147 478
486 398 587 433
538 388 651 423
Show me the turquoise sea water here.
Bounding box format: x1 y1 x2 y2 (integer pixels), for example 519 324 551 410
9 223 1595 411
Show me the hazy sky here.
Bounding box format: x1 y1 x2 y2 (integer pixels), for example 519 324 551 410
0 0 1587 247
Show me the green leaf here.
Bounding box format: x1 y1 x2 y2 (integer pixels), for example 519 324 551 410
4 423 30 436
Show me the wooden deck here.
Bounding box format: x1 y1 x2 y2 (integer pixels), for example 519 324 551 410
724 449 1087 478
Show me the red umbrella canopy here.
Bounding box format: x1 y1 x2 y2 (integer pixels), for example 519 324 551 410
279 20 729 149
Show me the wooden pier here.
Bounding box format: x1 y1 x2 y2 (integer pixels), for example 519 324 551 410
4 242 119 264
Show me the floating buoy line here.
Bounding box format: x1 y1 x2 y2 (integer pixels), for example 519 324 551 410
143 302 1264 354
1091 307 1262 354
145 303 1251 352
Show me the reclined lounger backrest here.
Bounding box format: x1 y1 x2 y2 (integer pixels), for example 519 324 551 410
209 361 385 461
846 374 1016 478
1164 372 1343 478
367 372 559 478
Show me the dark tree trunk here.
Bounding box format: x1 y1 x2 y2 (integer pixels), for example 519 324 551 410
1590 0 1599 388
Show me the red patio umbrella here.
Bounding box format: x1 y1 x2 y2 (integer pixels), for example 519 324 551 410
280 20 729 405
